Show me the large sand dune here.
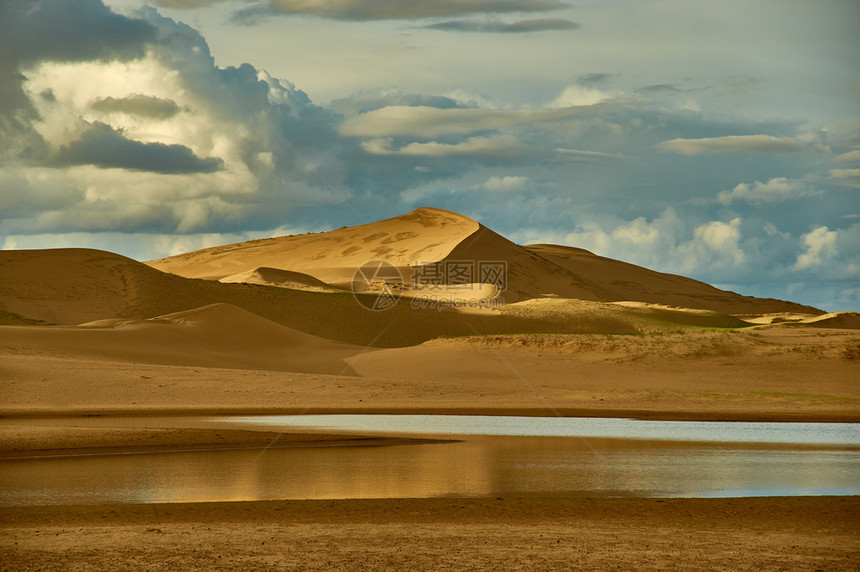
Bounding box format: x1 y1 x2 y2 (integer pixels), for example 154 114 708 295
147 207 821 314
149 207 479 287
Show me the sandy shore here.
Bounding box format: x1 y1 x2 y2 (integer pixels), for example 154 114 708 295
0 424 450 458
2 497 857 571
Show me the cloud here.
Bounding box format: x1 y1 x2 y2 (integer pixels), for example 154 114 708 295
421 18 578 33
339 105 592 138
656 135 805 155
795 226 837 270
638 84 688 94
49 121 224 174
577 73 615 86
90 94 184 119
693 218 745 267
236 0 565 21
716 177 818 205
0 2 354 236
329 91 467 117
483 175 528 192
154 0 230 8
828 168 860 189
834 149 860 162
1 225 310 260
360 135 522 159
550 85 614 107
0 0 156 158
555 148 627 161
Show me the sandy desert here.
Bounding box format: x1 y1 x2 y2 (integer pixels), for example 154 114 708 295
1 207 858 569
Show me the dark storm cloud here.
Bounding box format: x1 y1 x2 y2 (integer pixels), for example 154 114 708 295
421 18 579 33
51 122 223 174
91 94 185 119
0 0 156 157
0 0 155 65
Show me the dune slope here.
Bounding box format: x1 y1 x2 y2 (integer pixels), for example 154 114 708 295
1 303 360 374
525 243 821 314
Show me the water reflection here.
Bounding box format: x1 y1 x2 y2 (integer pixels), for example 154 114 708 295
1 436 857 506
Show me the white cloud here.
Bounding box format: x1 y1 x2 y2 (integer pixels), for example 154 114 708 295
795 226 837 270
517 210 748 276
656 135 805 155
550 86 614 108
716 177 817 205
693 218 745 267
483 175 528 193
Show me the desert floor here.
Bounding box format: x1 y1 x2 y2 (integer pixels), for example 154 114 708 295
2 317 858 570
1 497 858 571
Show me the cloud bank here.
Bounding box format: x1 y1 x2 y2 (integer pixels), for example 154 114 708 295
1 0 858 312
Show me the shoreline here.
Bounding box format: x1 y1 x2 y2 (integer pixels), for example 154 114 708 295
1 406 858 423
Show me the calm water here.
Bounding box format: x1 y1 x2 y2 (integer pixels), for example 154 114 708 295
0 416 857 506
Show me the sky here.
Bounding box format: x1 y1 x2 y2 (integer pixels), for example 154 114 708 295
1 0 859 311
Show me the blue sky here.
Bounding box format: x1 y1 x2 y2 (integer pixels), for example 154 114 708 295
1 0 858 310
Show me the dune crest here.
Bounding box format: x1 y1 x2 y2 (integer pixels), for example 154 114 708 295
148 207 479 287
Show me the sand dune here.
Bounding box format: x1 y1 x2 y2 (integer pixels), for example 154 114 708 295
0 303 360 374
524 243 821 314
219 267 334 291
149 207 479 287
0 207 843 358
147 207 820 314
800 312 860 329
0 247 761 348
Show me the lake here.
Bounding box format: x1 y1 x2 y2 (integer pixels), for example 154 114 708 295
0 415 857 505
